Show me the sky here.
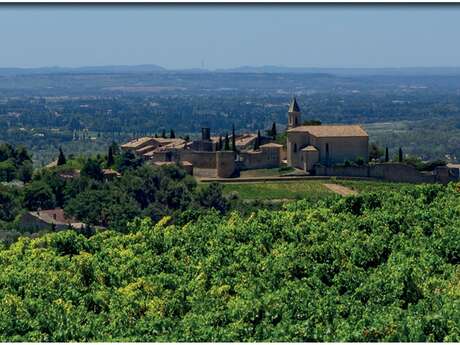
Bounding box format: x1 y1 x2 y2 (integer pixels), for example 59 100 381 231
1 5 460 69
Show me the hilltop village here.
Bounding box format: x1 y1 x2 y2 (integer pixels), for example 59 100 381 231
121 98 460 183
121 98 370 178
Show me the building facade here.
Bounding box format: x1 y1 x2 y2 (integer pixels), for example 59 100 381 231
286 98 369 171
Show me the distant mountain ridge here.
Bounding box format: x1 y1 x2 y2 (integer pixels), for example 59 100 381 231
2 64 460 76
0 64 166 76
215 65 460 76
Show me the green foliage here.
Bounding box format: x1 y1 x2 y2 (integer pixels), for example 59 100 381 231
116 150 144 173
81 158 104 181
0 184 458 341
0 188 20 222
232 124 236 152
107 146 115 167
57 147 66 166
0 160 16 182
369 142 384 161
22 181 56 211
271 122 277 140
220 180 334 201
224 133 230 151
0 143 33 182
403 155 447 172
195 182 229 214
275 131 287 148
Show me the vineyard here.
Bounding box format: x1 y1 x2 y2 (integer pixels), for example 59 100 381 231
0 183 459 341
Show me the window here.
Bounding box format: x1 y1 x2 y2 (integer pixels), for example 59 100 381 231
293 143 297 153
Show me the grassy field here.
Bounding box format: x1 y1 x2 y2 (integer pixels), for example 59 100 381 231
208 179 415 201
238 167 295 178
220 180 334 201
335 179 413 193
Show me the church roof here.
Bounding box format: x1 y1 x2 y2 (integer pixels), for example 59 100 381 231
288 97 300 113
260 143 283 148
288 125 368 137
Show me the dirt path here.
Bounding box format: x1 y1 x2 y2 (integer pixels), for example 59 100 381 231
323 183 358 196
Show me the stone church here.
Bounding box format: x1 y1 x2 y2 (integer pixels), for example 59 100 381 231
286 98 369 171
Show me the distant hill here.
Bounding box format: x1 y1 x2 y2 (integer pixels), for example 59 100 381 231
0 64 166 76
215 65 460 76
2 64 460 77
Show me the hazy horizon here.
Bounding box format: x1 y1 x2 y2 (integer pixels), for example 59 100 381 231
2 5 460 69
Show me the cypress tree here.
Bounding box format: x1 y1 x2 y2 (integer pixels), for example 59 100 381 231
170 129 175 139
271 122 277 140
107 146 114 167
224 133 230 151
399 147 403 162
57 147 66 166
253 130 261 151
218 136 223 151
385 147 389 162
161 129 166 138
232 124 236 152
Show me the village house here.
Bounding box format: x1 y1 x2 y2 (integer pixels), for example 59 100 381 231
120 98 370 177
19 208 86 232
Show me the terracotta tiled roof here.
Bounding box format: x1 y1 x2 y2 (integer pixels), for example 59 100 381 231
234 133 257 147
288 125 368 137
135 145 156 155
29 208 78 225
121 137 155 149
102 169 121 177
260 143 283 148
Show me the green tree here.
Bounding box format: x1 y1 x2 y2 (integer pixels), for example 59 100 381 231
23 181 56 210
81 159 104 181
0 160 16 182
399 147 403 162
224 133 230 151
385 147 389 162
218 136 223 151
116 150 143 173
57 147 66 166
369 142 384 161
0 143 15 162
15 145 32 166
232 124 236 152
17 161 33 183
0 189 20 221
107 146 115 167
253 130 261 150
170 129 176 139
271 122 277 140
195 182 229 214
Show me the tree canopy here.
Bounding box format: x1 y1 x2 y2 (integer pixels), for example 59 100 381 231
0 183 459 341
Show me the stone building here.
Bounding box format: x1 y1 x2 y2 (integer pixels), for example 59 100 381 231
238 143 283 170
19 208 85 232
121 136 187 157
286 98 369 172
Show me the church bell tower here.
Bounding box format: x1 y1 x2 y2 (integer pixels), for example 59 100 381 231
288 97 301 129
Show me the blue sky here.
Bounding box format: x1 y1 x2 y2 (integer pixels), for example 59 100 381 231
1 5 459 69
